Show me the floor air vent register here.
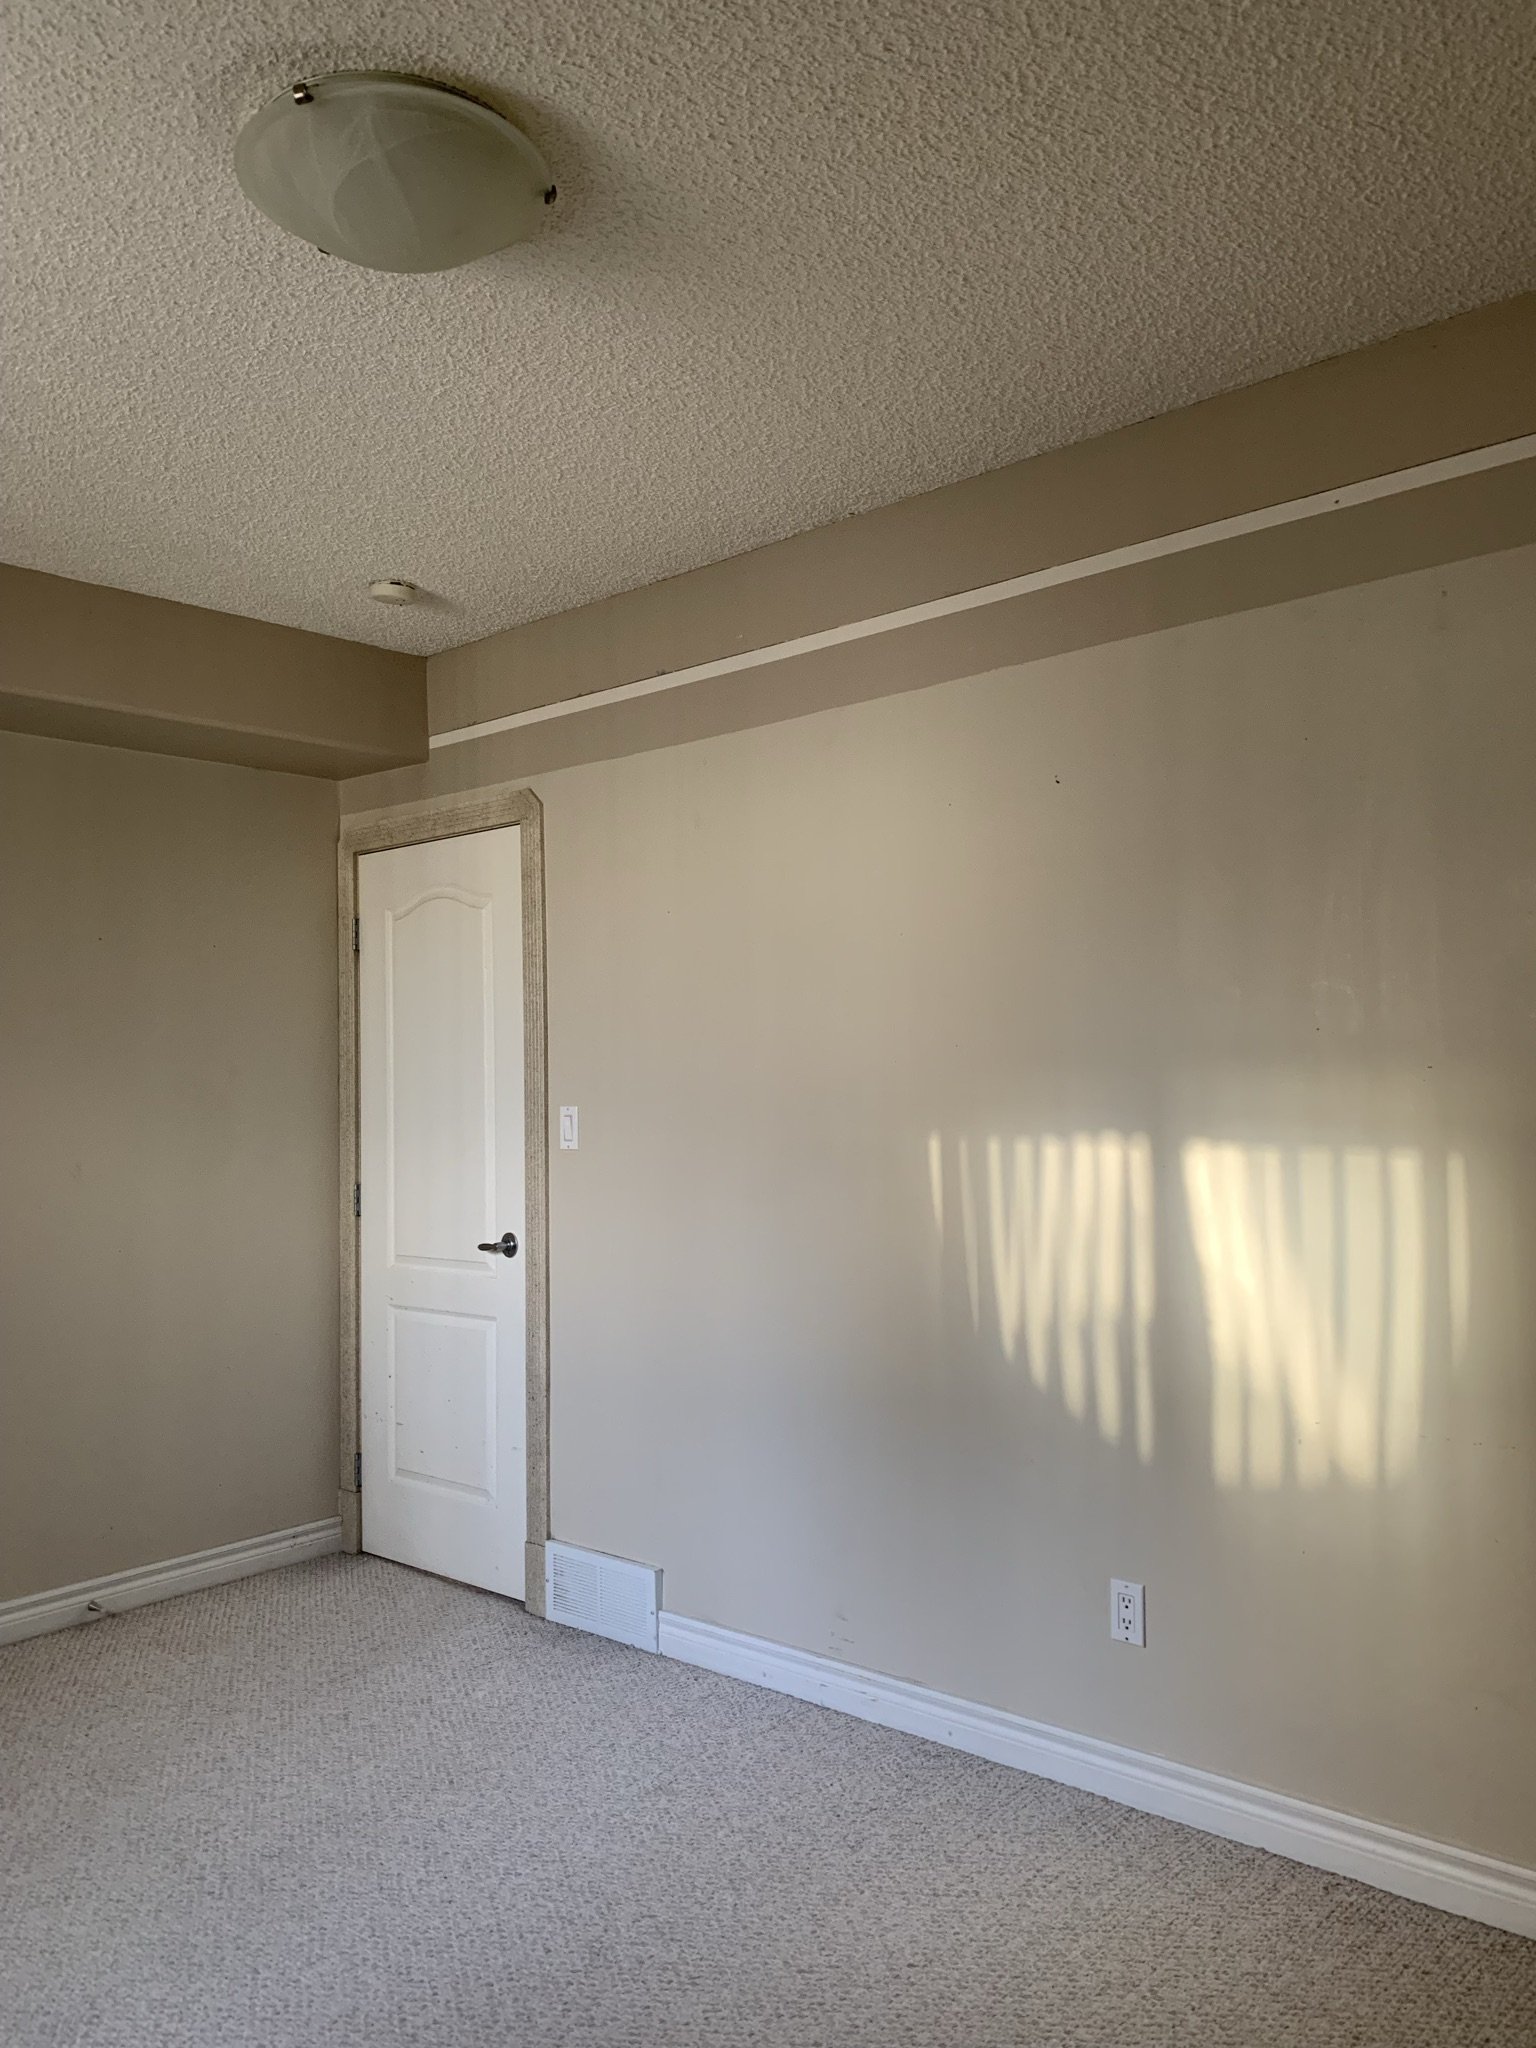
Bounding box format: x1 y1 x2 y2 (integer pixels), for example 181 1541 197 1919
545 1541 660 1651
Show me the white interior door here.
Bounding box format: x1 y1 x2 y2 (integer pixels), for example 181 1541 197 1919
358 826 526 1598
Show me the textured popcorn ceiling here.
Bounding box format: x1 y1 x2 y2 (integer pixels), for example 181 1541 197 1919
3 3 1534 655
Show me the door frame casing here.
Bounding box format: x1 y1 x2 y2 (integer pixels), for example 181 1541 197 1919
337 784 551 1614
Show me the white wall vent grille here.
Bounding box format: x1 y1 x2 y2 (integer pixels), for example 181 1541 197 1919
545 1541 659 1652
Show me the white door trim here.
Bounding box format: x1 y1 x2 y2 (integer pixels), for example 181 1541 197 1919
339 784 551 1613
659 1612 1536 1939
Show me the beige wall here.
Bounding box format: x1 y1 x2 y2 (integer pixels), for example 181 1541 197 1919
429 291 1536 735
0 564 427 778
357 461 1536 804
519 543 1536 1866
0 731 339 1597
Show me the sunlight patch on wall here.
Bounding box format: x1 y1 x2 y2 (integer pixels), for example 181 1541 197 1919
929 1130 1155 1460
1447 1147 1470 1375
1182 1142 1465 1490
956 1135 981 1331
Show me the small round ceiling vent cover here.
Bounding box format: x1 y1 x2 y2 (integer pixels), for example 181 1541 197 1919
235 71 554 274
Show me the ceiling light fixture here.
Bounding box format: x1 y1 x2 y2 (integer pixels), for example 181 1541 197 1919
235 71 555 274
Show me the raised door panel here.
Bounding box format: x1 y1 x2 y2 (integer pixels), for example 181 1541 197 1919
386 889 494 1272
388 1306 497 1499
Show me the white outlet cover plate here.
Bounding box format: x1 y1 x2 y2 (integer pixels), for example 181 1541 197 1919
1111 1578 1146 1647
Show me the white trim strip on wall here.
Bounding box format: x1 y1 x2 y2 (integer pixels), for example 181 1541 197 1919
0 1519 343 1648
433 433 1536 749
658 1611 1536 1940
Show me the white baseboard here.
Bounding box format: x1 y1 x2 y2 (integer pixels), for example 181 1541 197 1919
659 1612 1536 1940
0 1518 344 1648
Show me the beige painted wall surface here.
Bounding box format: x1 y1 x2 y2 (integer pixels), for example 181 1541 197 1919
0 732 339 1598
429 292 1536 734
0 564 427 778
535 543 1536 1866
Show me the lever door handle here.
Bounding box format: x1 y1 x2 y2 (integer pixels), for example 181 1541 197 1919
477 1232 519 1257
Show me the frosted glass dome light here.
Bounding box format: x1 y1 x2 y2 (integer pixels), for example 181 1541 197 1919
235 72 555 274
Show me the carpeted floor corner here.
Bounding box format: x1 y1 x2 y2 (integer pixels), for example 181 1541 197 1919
1 1554 1531 2047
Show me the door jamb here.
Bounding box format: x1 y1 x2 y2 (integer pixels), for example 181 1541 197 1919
337 784 551 1614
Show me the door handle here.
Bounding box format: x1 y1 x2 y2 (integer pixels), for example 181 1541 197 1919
477 1232 519 1257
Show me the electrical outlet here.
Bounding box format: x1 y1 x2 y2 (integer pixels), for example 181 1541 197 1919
1110 1578 1145 1647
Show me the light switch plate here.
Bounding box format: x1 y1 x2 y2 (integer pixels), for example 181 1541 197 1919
559 1106 578 1150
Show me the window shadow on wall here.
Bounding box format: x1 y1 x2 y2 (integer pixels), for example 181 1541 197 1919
926 1129 1471 1491
1182 1139 1467 1491
928 1129 1155 1459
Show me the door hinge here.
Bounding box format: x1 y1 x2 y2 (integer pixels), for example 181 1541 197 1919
353 1182 361 1218
352 916 360 953
353 1449 362 1491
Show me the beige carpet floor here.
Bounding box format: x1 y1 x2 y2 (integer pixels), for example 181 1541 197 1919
1 1554 1531 2047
